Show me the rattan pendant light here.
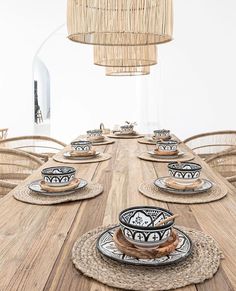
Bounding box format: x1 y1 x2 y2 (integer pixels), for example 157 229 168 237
94 45 157 67
67 0 173 45
106 66 150 76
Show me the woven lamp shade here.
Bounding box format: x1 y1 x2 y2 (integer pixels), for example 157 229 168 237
67 0 173 45
94 45 157 67
106 66 150 76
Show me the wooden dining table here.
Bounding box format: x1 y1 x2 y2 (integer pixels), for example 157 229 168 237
0 137 235 291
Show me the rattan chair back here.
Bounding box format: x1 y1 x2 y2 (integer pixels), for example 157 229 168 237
184 130 236 158
0 135 66 162
0 148 43 197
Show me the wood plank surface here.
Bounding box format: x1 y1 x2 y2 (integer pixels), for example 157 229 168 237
0 138 235 291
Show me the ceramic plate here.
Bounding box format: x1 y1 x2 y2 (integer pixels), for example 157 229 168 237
145 137 180 144
96 226 192 266
92 139 106 144
154 177 213 195
114 130 137 135
28 178 88 196
143 137 156 143
63 151 100 160
115 133 137 136
147 150 184 159
146 137 171 142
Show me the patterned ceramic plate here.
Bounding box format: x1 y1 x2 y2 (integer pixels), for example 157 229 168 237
145 139 156 144
154 177 213 195
63 151 100 160
28 178 88 196
147 151 184 159
96 226 192 266
146 137 171 142
91 139 106 144
115 132 137 136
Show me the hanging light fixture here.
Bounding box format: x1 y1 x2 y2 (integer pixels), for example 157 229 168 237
94 45 157 67
105 66 150 76
67 0 173 46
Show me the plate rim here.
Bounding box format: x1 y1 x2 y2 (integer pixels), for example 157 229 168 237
114 133 138 137
145 136 178 143
154 177 213 194
28 178 88 195
63 151 100 160
92 139 108 144
147 150 184 159
96 225 192 267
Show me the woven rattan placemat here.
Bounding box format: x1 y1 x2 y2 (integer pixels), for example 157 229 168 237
138 152 195 163
13 182 103 205
138 180 227 204
53 152 111 164
107 134 144 139
72 224 222 291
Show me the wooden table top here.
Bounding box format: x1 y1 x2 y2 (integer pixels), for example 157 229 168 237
0 137 235 291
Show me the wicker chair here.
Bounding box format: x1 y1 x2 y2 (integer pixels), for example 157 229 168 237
0 128 8 139
206 147 236 188
0 135 66 162
184 130 236 159
0 148 43 197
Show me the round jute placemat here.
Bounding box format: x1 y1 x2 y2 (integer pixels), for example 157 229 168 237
53 152 111 164
107 134 144 139
138 152 195 163
72 224 222 291
138 180 228 204
13 182 103 205
91 139 115 146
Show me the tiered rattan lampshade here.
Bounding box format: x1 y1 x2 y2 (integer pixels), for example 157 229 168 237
94 45 157 67
106 66 150 76
67 0 173 45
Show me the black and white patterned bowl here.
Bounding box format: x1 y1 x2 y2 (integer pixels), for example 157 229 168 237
119 206 174 248
153 129 170 140
71 140 92 152
41 166 76 187
168 162 202 185
87 129 103 137
120 125 134 134
156 140 178 153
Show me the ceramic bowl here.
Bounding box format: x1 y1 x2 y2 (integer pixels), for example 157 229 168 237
41 166 76 187
156 140 178 153
119 206 174 248
120 125 134 134
153 129 170 140
71 140 92 152
87 129 103 137
168 162 202 185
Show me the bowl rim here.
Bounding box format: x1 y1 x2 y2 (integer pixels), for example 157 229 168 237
120 125 134 128
41 166 76 175
71 140 92 145
156 140 177 145
119 206 174 230
87 129 102 134
153 129 170 134
168 162 202 171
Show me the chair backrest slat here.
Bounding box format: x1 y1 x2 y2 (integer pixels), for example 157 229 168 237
0 148 43 198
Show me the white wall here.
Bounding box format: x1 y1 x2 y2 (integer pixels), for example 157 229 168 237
157 0 236 138
38 29 161 142
0 0 66 137
0 0 235 142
